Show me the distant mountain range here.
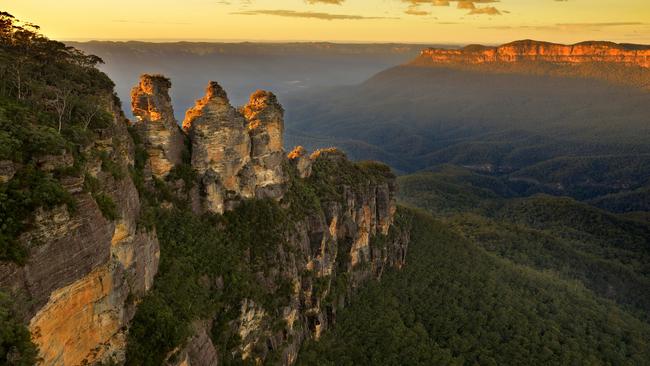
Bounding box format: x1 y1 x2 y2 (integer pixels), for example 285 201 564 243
67 41 440 120
285 40 650 209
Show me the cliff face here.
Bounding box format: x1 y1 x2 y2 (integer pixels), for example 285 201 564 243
242 90 287 199
128 78 408 365
131 75 185 178
0 97 160 365
417 40 650 68
182 81 287 214
172 148 408 366
1 68 407 366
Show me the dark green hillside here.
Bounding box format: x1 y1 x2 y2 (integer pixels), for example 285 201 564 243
397 170 650 320
298 208 650 366
589 187 650 213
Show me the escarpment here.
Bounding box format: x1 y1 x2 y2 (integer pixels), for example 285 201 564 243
0 95 160 365
156 146 408 366
1 66 408 366
412 40 650 90
123 77 409 365
417 40 650 68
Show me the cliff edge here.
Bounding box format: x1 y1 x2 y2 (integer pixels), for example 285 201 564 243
417 40 650 68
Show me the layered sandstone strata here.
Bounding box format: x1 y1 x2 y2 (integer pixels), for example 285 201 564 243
182 82 287 213
418 40 650 68
0 97 160 365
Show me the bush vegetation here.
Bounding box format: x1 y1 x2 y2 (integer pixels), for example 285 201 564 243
398 168 650 320
297 208 650 365
0 12 118 262
0 291 38 366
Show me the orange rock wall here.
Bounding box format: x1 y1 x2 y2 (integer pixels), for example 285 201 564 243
419 41 650 68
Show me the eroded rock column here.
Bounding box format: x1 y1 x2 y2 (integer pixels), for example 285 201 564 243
131 74 185 178
242 90 288 199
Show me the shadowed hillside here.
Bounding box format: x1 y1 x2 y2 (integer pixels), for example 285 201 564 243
285 40 650 206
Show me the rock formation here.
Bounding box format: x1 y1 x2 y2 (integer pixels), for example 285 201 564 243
132 78 406 365
182 81 252 213
171 147 408 366
1 70 407 366
288 146 313 179
242 90 287 199
0 97 160 365
182 82 287 214
131 74 185 178
417 40 650 68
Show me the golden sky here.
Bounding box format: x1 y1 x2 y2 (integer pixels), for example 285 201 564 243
4 0 650 44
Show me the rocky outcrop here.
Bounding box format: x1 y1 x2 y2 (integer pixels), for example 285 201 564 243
133 79 409 365
131 74 185 178
171 146 408 366
1 70 406 366
242 90 287 199
182 82 287 214
182 82 251 213
288 146 312 179
417 40 650 68
0 97 160 365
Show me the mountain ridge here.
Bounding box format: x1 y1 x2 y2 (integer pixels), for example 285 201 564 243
417 39 650 68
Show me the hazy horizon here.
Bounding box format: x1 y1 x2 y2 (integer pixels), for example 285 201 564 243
5 0 650 45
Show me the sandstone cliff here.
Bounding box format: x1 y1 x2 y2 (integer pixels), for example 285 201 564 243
412 40 650 90
131 74 185 178
125 79 408 365
417 40 650 68
0 96 160 365
182 82 287 214
170 148 408 366
1 68 408 366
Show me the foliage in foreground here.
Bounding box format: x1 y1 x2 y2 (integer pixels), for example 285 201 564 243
0 292 39 366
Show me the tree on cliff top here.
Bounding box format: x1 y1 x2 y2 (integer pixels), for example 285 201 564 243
0 13 115 263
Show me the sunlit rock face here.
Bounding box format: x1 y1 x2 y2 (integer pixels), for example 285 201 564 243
288 146 312 179
418 40 650 67
183 82 251 183
182 82 287 213
0 97 160 365
183 82 252 213
242 90 287 199
131 74 185 178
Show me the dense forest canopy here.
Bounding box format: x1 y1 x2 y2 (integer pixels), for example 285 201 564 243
298 208 650 366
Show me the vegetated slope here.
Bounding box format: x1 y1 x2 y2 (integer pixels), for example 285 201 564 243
0 12 160 365
1 13 412 365
125 147 409 365
285 47 650 205
297 208 650 366
68 41 430 120
397 167 650 321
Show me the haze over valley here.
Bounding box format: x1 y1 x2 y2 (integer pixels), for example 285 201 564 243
2 2 650 365
70 41 430 120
